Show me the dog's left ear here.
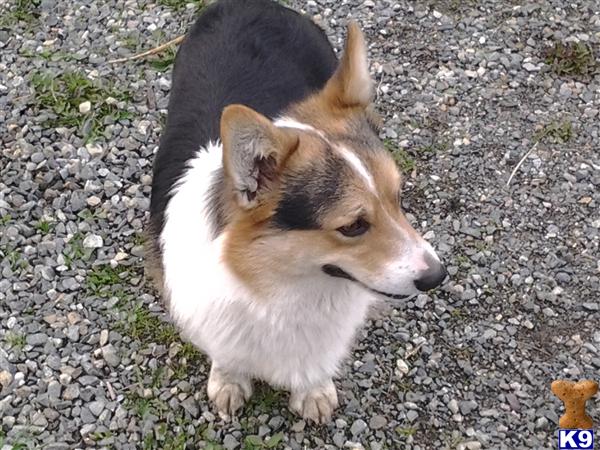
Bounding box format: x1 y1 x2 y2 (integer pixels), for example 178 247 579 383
323 21 373 108
221 104 298 209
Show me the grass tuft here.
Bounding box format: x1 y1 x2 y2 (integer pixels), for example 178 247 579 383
396 426 417 437
0 0 40 26
534 120 573 144
63 232 89 268
149 46 177 72
0 215 11 226
544 41 597 77
35 220 53 235
12 251 26 270
243 433 284 450
158 0 204 12
244 384 285 415
384 139 415 173
123 305 179 345
417 140 450 154
5 332 27 350
87 264 128 296
30 71 132 142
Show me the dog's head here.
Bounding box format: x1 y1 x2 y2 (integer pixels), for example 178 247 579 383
219 22 446 299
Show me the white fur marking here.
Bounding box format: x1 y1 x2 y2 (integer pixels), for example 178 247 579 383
337 145 375 192
274 117 320 135
274 117 376 193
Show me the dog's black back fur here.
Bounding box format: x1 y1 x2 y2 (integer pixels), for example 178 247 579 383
149 0 338 235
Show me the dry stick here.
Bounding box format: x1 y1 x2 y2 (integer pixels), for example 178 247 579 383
506 140 540 188
107 35 185 64
405 342 424 360
105 380 117 401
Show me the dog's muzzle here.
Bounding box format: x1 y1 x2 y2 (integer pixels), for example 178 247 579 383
321 264 411 300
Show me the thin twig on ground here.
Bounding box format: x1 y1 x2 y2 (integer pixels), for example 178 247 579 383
107 35 185 64
506 141 540 187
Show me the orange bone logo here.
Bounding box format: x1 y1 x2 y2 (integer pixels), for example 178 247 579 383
551 380 598 429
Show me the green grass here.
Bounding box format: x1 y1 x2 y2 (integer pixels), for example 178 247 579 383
5 332 27 350
0 214 11 226
171 342 203 378
417 140 450 153
122 33 141 51
158 0 204 11
123 305 179 345
396 380 415 393
126 391 192 450
90 430 113 442
63 232 88 268
86 264 128 296
395 426 417 437
34 220 53 235
3 248 27 271
0 0 40 26
8 443 28 450
244 384 285 415
243 433 284 450
544 41 597 77
534 120 573 144
171 347 200 375
131 232 146 246
149 46 177 72
384 139 415 173
428 0 476 13
77 207 106 222
112 297 204 380
455 254 470 266
20 49 74 62
450 307 466 321
30 71 132 142
205 443 225 450
143 429 187 450
0 427 29 450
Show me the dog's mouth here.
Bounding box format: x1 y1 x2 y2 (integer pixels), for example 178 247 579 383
321 264 410 300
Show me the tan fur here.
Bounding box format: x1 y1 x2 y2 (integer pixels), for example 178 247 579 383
322 21 372 108
279 22 374 134
144 222 170 305
219 23 422 299
221 137 419 297
223 134 331 292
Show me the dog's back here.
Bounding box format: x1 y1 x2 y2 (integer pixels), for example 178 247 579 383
150 0 337 235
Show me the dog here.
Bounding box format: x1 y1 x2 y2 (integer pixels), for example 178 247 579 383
147 0 446 424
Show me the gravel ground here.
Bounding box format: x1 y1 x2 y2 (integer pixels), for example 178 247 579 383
1 0 599 449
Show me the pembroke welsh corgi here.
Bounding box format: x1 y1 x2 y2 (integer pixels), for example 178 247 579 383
147 0 447 423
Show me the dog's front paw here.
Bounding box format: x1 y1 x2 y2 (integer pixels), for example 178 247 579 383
207 365 252 420
289 380 338 424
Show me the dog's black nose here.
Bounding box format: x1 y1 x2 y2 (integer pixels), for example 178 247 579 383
414 256 447 292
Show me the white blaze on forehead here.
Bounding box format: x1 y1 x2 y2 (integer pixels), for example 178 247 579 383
336 145 375 192
273 116 376 192
274 117 322 136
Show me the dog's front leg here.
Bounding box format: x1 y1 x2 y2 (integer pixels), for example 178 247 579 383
207 363 253 420
289 379 339 424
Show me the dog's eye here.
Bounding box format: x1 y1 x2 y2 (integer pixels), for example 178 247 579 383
337 218 370 237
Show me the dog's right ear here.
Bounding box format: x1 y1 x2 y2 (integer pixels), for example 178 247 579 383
221 104 298 209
